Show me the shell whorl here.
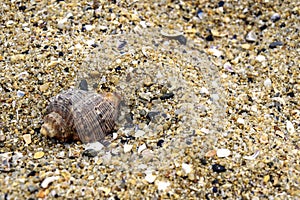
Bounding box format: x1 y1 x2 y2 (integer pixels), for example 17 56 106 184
41 88 120 143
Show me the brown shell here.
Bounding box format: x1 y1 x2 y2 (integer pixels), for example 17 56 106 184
40 89 120 143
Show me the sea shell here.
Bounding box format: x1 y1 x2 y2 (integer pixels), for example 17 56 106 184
41 88 120 143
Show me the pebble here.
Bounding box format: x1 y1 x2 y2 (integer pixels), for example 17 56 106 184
269 41 283 49
138 143 147 154
33 151 44 159
256 55 266 62
145 173 156 183
22 134 31 145
245 31 257 42
182 163 193 174
286 120 295 134
216 148 231 158
212 164 226 173
82 149 98 157
17 90 25 97
237 118 245 125
156 181 170 191
39 83 49 92
123 144 133 153
270 13 281 22
264 78 272 88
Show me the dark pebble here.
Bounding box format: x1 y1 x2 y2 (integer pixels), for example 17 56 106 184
200 158 207 165
82 149 98 157
157 139 164 147
212 164 226 173
269 41 283 49
160 92 174 100
27 170 37 177
218 1 225 7
79 79 88 91
212 187 218 193
205 35 214 41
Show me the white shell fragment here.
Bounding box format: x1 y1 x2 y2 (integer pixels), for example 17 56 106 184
145 173 157 183
138 143 147 154
182 163 193 174
264 78 272 88
123 144 133 153
216 148 231 158
156 181 170 191
41 176 60 188
286 120 295 134
243 151 260 160
237 118 245 125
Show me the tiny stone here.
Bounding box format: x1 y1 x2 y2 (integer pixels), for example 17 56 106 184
264 78 272 88
23 134 31 145
245 31 257 42
82 149 98 157
256 55 266 62
124 144 133 153
27 185 38 193
160 92 174 100
237 118 245 125
212 164 226 173
79 79 88 91
156 181 170 191
33 151 44 159
157 139 164 147
138 143 147 154
269 41 283 49
270 13 280 22
84 24 94 31
39 83 49 92
217 148 231 158
17 90 25 97
286 120 295 134
145 173 156 183
0 134 6 142
182 163 193 174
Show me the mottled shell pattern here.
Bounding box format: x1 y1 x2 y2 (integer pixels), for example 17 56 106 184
40 88 120 143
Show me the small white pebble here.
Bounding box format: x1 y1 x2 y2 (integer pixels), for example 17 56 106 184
237 118 245 125
124 144 133 153
200 128 210 134
84 24 94 31
182 163 193 174
41 176 60 188
145 173 156 183
256 55 266 62
286 120 295 134
200 87 209 95
156 181 170 191
217 148 231 158
223 62 234 72
264 78 272 88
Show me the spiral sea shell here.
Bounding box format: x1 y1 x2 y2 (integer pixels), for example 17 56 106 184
40 88 120 143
